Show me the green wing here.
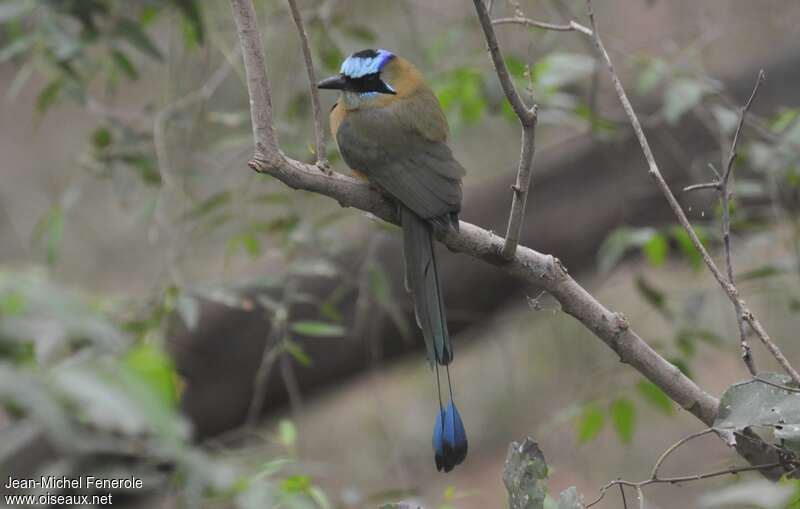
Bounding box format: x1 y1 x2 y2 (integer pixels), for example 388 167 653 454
336 106 464 221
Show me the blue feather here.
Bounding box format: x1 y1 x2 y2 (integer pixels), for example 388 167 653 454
432 406 446 471
432 400 468 472
340 49 394 78
443 400 468 452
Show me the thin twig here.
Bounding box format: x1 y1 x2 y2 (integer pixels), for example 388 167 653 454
244 318 286 430
492 16 592 35
245 281 294 430
649 428 715 480
683 181 719 192
245 337 281 429
618 483 627 509
472 0 538 260
286 0 328 171
731 375 800 393
719 71 765 376
583 0 800 385
585 462 781 508
280 353 305 421
472 2 535 125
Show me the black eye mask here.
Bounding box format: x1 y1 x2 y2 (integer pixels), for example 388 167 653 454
345 72 396 95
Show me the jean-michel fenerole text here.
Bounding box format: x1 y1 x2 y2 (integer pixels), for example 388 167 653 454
5 475 143 490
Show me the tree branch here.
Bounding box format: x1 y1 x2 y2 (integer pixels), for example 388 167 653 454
286 0 328 169
492 16 592 36
719 71 764 376
229 0 716 427
472 0 538 260
582 0 800 386
228 0 787 477
230 0 280 163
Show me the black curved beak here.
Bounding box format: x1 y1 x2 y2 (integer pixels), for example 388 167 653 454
317 74 347 90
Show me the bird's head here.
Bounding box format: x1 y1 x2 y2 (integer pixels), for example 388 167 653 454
317 49 421 109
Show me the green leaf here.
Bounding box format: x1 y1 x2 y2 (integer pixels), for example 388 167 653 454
0 291 26 315
573 103 618 136
434 67 486 127
635 57 668 95
114 18 163 61
642 233 668 266
281 475 311 493
123 343 179 408
502 438 548 509
33 205 64 265
36 79 64 114
307 486 331 509
284 340 312 367
227 232 262 258
185 191 231 221
610 398 636 443
289 321 345 338
636 381 673 414
597 227 657 273
111 49 139 80
670 226 705 271
319 301 342 322
91 127 113 149
634 276 669 316
737 265 787 282
505 55 528 79
715 373 800 431
576 404 605 443
675 328 723 358
278 419 296 448
116 153 161 185
0 34 35 63
314 29 343 72
770 108 800 132
171 0 204 44
663 78 713 125
675 331 695 357
669 357 692 379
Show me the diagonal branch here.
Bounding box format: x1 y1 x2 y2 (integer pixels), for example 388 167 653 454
472 0 538 260
286 0 328 169
583 0 800 386
228 0 788 477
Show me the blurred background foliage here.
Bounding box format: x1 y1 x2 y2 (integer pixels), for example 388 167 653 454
2 0 800 507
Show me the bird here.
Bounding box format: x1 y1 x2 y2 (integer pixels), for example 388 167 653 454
317 48 468 472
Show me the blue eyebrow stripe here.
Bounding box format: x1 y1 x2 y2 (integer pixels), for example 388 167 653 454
340 49 394 78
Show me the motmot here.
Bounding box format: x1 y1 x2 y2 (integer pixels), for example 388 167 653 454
317 49 468 472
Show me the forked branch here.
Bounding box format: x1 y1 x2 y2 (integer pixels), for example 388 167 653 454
228 0 788 477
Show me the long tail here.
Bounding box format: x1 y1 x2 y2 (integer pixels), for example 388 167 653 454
401 206 452 367
401 206 467 472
